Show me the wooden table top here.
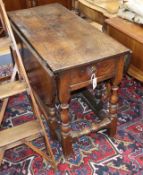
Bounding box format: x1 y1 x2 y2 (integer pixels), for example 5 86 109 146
9 4 129 73
105 17 143 44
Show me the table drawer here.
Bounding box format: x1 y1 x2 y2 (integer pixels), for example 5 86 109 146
96 58 116 78
69 58 116 91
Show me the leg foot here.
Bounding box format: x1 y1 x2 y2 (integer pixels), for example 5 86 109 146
60 103 73 157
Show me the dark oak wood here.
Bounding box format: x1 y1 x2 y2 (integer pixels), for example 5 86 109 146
37 0 72 9
0 0 72 37
3 0 27 11
3 0 71 11
9 4 129 157
104 17 143 82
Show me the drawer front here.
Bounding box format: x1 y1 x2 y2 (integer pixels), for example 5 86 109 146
69 58 116 91
96 58 116 78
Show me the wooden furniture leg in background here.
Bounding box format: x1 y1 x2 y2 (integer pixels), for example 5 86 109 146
94 83 103 115
26 0 37 8
81 83 103 118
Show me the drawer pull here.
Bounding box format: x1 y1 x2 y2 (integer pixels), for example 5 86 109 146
87 65 97 76
91 66 97 73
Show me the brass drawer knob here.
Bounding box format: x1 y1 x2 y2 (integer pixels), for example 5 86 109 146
91 66 97 73
87 65 97 76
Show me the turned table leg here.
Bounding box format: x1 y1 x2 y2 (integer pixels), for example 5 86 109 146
108 56 125 136
94 83 103 115
108 85 118 136
58 72 73 157
48 105 58 140
81 83 103 117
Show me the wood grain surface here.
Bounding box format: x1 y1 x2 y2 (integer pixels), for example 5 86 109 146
9 4 129 73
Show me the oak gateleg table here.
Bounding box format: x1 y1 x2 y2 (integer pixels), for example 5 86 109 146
9 3 130 157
